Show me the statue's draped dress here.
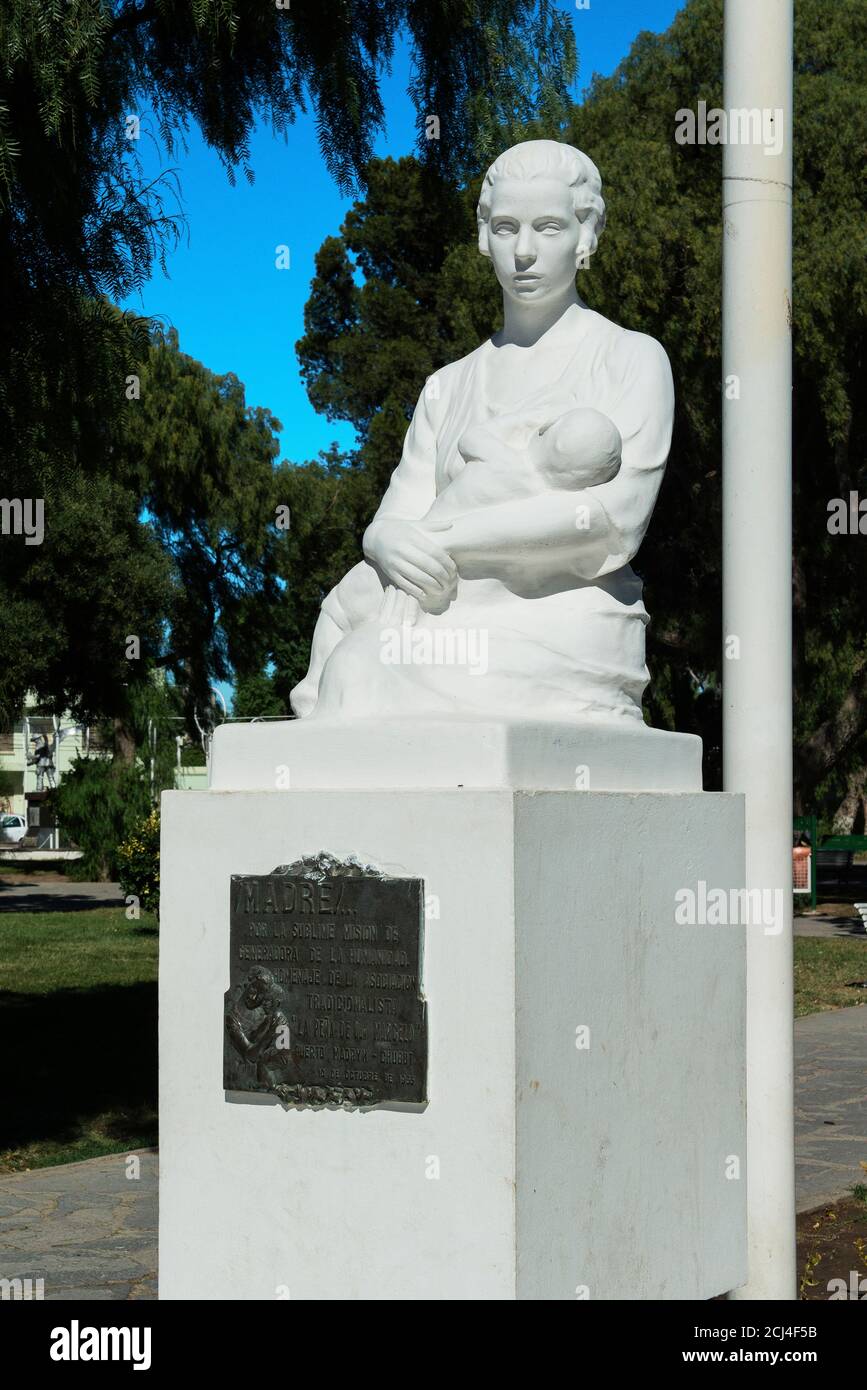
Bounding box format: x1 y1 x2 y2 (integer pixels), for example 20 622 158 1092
307 308 674 722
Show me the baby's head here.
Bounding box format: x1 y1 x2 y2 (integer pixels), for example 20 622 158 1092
530 407 622 489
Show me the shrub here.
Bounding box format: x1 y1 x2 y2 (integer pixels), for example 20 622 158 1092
51 757 151 880
117 808 160 920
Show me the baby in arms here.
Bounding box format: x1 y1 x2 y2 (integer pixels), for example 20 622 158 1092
290 404 622 715
429 404 621 521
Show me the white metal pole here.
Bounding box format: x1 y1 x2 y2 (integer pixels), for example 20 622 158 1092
722 0 795 1299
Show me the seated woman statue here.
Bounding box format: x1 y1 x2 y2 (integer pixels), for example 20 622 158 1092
291 139 674 724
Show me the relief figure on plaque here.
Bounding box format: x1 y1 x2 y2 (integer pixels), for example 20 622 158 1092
225 966 295 1100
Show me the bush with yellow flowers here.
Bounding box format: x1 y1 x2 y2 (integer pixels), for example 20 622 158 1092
117 808 160 921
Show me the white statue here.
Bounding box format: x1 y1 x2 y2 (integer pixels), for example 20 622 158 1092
291 140 674 723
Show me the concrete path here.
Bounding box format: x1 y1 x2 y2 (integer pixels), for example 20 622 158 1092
0 1150 156 1300
795 913 867 939
795 1007 867 1211
0 880 126 912
0 1010 863 1299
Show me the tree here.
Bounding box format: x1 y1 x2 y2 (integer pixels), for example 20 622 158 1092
0 0 576 472
0 471 173 730
293 0 867 816
266 445 381 703
50 673 179 879
120 327 293 716
298 158 492 499
563 0 867 819
232 671 286 722
0 327 293 743
0 0 577 725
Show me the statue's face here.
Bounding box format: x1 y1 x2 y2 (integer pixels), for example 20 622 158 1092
244 979 265 1008
486 176 581 306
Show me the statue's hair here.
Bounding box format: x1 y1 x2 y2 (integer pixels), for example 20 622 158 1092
476 140 606 260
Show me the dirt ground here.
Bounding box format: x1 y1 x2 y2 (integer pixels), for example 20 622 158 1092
797 1193 867 1300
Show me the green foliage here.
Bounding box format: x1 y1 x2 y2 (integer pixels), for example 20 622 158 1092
0 471 173 727
560 0 867 808
119 327 292 716
179 742 206 767
297 158 488 498
0 1 576 197
2 0 864 825
285 159 496 707
0 0 575 470
1 0 575 731
0 769 19 805
51 757 151 880
49 673 178 878
0 326 291 733
264 447 379 701
232 671 288 721
117 808 161 920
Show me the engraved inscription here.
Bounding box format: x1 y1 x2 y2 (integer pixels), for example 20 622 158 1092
224 854 427 1107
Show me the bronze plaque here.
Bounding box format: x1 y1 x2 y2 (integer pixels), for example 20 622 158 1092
224 853 427 1107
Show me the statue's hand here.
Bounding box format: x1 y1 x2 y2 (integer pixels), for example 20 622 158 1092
226 1013 248 1055
364 518 457 605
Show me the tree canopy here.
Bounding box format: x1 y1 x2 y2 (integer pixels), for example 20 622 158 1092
0 0 576 729
0 326 291 735
2 0 865 832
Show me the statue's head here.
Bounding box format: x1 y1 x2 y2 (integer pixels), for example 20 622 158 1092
476 140 605 306
243 966 278 1011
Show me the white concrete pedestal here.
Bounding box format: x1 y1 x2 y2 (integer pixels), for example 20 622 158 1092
159 722 746 1300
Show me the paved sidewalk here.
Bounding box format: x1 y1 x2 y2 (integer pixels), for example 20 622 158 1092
795 1006 867 1211
0 1010 863 1299
795 913 867 939
0 1150 156 1300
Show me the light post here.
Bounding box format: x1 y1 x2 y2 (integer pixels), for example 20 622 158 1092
722 0 796 1300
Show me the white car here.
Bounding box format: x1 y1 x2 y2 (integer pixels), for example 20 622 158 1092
0 813 27 844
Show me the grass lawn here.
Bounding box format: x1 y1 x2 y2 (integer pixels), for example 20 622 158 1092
0 907 158 1173
794 936 867 1017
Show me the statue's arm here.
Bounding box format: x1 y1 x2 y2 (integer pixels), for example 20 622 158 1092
439 488 616 580
362 376 458 602
226 1010 255 1058
434 334 674 583
364 382 440 531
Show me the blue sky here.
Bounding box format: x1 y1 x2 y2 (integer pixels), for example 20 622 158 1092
122 1 683 466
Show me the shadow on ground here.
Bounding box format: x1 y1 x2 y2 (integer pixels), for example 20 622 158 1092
0 884 126 913
0 981 157 1158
